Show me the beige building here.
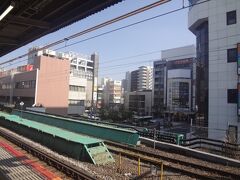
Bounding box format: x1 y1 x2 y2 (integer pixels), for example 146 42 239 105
103 80 122 109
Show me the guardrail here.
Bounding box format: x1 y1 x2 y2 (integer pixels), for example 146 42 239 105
139 129 184 145
181 137 240 157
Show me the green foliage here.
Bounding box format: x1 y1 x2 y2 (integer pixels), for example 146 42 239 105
99 106 133 122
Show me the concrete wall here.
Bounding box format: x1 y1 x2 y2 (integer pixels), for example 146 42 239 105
35 56 70 116
188 0 240 142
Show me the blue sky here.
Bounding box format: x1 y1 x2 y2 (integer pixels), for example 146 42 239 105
0 0 195 80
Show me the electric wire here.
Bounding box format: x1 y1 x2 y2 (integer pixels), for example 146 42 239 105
0 42 239 79
0 0 211 67
0 0 171 66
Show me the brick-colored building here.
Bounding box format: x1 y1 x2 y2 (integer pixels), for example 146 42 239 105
0 56 70 115
0 48 99 116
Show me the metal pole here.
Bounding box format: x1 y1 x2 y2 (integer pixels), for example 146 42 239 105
20 106 23 121
91 59 95 120
138 157 141 176
154 128 156 149
118 153 122 172
160 162 163 180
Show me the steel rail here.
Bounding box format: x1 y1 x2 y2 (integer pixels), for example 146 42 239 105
106 141 240 180
0 128 97 180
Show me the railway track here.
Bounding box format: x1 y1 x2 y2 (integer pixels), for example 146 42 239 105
106 141 240 180
0 128 97 180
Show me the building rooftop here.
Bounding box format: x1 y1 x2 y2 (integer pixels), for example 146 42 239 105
161 45 196 61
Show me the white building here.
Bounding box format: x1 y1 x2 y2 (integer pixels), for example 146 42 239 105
163 45 196 112
153 45 196 116
137 66 153 91
188 0 240 142
103 80 122 109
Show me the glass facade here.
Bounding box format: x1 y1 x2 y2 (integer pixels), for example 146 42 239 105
169 81 190 110
153 61 166 117
195 21 209 126
129 95 145 115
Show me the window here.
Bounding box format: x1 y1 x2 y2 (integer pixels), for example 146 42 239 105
227 48 237 62
227 10 237 25
0 83 11 89
15 80 36 89
227 89 237 103
69 100 84 106
69 85 85 92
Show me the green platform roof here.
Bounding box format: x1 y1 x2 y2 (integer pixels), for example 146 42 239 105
26 111 138 133
0 112 102 145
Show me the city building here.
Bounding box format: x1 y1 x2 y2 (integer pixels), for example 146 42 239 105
0 48 99 116
188 0 240 142
123 66 153 115
97 86 103 109
130 70 138 92
138 66 153 90
103 80 122 109
153 45 196 118
130 66 153 92
124 90 152 116
123 71 131 93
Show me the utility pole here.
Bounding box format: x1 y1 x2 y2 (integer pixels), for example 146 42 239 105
90 53 99 120
91 59 95 120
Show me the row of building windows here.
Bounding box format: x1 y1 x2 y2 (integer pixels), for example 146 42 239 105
226 10 237 63
69 85 85 92
68 99 85 106
0 83 11 89
15 80 36 89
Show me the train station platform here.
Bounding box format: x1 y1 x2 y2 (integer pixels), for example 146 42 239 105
0 141 61 180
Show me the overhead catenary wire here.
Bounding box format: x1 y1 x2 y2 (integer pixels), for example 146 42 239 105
0 42 239 79
1 41 237 82
0 0 171 66
0 0 213 68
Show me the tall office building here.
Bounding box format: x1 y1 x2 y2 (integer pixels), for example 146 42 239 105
130 66 153 92
124 66 153 115
188 0 240 142
138 66 153 90
153 45 196 117
130 70 138 92
103 80 122 109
